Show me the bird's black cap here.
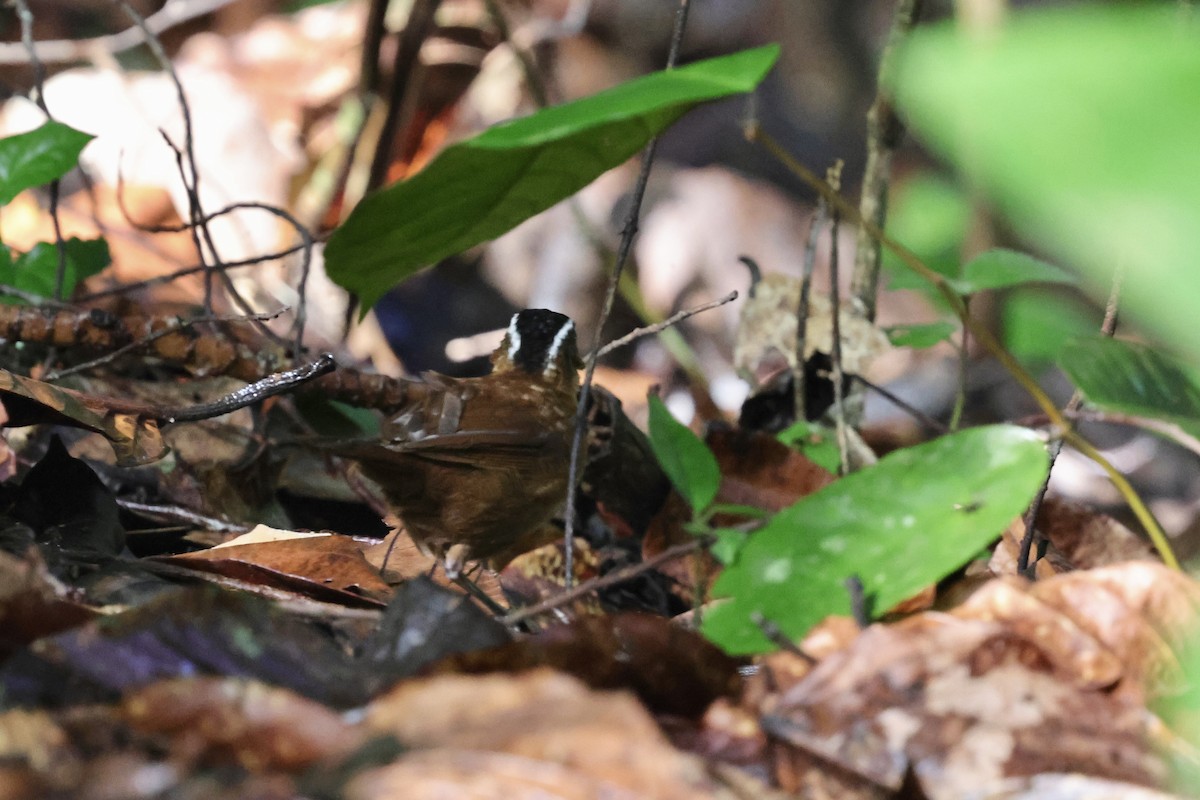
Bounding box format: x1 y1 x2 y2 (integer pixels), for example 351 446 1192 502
504 309 578 374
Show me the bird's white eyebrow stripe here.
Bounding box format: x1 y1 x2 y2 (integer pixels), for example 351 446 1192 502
505 312 522 360
544 319 574 372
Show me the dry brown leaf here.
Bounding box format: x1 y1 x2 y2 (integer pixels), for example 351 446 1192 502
0 709 77 782
122 677 362 772
345 748 643 800
756 563 1200 797
991 496 1155 576
362 527 506 607
955 577 1125 690
501 538 604 616
365 669 730 799
763 614 1165 798
0 369 167 466
1025 563 1200 697
0 548 98 659
157 533 392 606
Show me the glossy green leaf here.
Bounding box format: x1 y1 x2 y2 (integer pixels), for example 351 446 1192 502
1059 336 1200 427
884 321 957 350
647 394 720 515
949 249 1076 295
0 238 111 302
894 5 1200 359
702 425 1048 654
0 121 93 206
326 45 780 310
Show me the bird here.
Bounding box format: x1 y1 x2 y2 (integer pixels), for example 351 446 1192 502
330 308 583 577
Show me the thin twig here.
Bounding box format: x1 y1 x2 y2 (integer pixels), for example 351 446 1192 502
750 612 815 661
366 0 442 193
1018 268 1124 574
851 374 948 434
116 0 285 345
359 0 390 98
503 536 709 626
1069 409 1200 459
113 170 316 357
114 0 216 306
563 0 693 587
825 161 850 475
948 296 969 432
11 0 69 300
0 284 74 308
851 0 923 320
794 192 827 423
484 0 550 107
596 291 737 358
156 131 288 346
844 574 871 628
78 244 305 302
0 0 237 65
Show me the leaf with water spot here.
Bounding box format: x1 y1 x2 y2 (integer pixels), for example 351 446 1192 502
701 425 1049 654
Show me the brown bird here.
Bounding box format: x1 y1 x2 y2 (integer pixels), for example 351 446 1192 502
333 309 582 576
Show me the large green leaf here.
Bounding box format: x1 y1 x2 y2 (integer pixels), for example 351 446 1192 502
702 425 1048 655
647 394 720 514
325 45 780 309
0 121 93 206
1059 336 1200 428
1003 287 1100 369
894 6 1200 359
950 248 1076 295
0 238 111 302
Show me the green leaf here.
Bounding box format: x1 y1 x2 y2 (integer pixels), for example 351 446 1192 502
775 420 840 473
647 394 721 515
894 5 1200 359
949 249 1077 294
0 121 93 206
0 238 111 302
882 174 969 291
884 321 957 350
1059 336 1200 428
709 527 749 565
325 45 781 310
1003 288 1100 369
702 425 1048 654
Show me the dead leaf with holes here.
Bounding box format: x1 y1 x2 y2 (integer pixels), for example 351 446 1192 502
757 562 1198 798
734 274 891 387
